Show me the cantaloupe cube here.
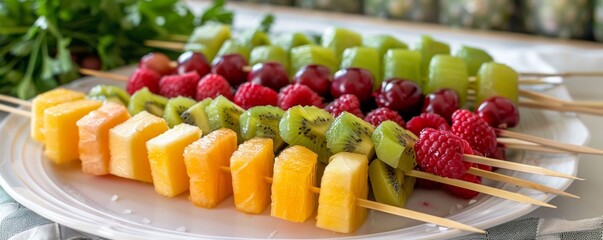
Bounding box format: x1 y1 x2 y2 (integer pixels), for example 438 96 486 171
184 128 237 208
31 88 85 143
109 111 168 183
76 102 131 175
147 123 202 197
43 99 102 164
230 138 274 214
316 152 369 233
271 145 317 223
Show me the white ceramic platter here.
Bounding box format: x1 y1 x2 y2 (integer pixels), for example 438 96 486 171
0 62 587 239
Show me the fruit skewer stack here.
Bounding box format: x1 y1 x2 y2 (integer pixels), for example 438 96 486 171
0 84 583 234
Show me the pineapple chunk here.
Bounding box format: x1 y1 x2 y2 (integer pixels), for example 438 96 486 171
76 102 130 175
316 152 369 233
231 138 274 214
271 145 318 223
184 128 238 208
109 111 168 183
43 99 102 164
31 88 85 143
147 123 202 197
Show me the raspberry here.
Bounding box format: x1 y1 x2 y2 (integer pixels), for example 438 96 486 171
471 150 493 172
451 109 497 157
415 129 473 179
126 68 161 95
158 71 200 98
442 171 482 199
491 144 506 161
364 107 405 128
278 83 323 110
234 82 278 109
406 113 450 137
196 74 233 101
325 94 363 118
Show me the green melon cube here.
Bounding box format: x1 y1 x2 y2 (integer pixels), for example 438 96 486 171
425 55 468 106
340 47 381 91
415 35 450 77
455 46 493 76
383 49 422 86
188 24 232 61
362 35 408 58
273 32 315 51
250 45 290 72
235 29 271 48
217 40 252 61
290 45 338 76
320 27 362 64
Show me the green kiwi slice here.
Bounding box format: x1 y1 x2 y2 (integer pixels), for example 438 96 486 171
163 96 197 128
240 106 286 151
340 47 382 91
372 120 417 171
87 85 131 106
181 98 212 135
455 46 494 76
128 87 168 117
325 112 375 159
206 96 245 140
279 105 334 163
369 160 414 208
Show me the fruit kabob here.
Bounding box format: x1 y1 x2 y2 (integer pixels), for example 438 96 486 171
0 85 578 234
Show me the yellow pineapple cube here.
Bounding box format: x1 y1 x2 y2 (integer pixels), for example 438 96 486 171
43 99 102 164
147 123 202 197
271 145 317 223
184 128 238 208
230 138 274 214
77 102 130 175
31 88 85 143
109 111 168 183
316 152 369 233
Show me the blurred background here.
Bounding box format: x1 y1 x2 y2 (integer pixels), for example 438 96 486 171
234 0 601 41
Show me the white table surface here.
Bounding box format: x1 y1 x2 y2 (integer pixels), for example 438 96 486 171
188 1 603 222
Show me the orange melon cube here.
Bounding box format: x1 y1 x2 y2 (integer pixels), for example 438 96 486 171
271 145 318 223
76 102 131 175
31 88 85 143
184 128 237 208
230 138 274 214
147 123 202 197
43 99 102 164
109 111 168 183
316 152 369 233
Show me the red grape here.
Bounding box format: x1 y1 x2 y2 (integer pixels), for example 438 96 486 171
293 64 332 97
211 54 248 87
422 89 459 122
177 51 211 77
374 79 423 115
247 62 290 91
330 68 374 103
139 52 174 76
476 96 520 129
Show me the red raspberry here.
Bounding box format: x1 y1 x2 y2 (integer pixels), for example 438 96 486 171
415 129 473 179
406 113 450 137
278 84 323 110
126 68 161 95
451 109 497 157
196 74 233 101
471 150 493 172
325 94 363 118
158 71 200 98
364 107 405 128
442 171 482 199
234 82 278 109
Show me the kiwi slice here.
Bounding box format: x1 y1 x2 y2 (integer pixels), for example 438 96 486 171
163 96 197 128
128 87 168 117
87 85 131 106
383 49 422 86
425 54 469 106
206 96 245 140
455 46 493 76
369 160 414 208
476 62 519 105
240 106 286 151
372 120 418 171
325 112 375 159
340 47 382 91
181 98 212 135
279 106 334 163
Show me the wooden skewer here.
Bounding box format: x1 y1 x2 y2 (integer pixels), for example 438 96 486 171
498 129 603 156
144 40 187 51
0 104 31 118
463 154 582 180
467 168 579 199
0 95 31 107
79 69 129 82
520 89 603 111
519 101 603 116
519 72 603 78
167 34 189 42
216 167 484 233
497 138 571 154
405 170 555 208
